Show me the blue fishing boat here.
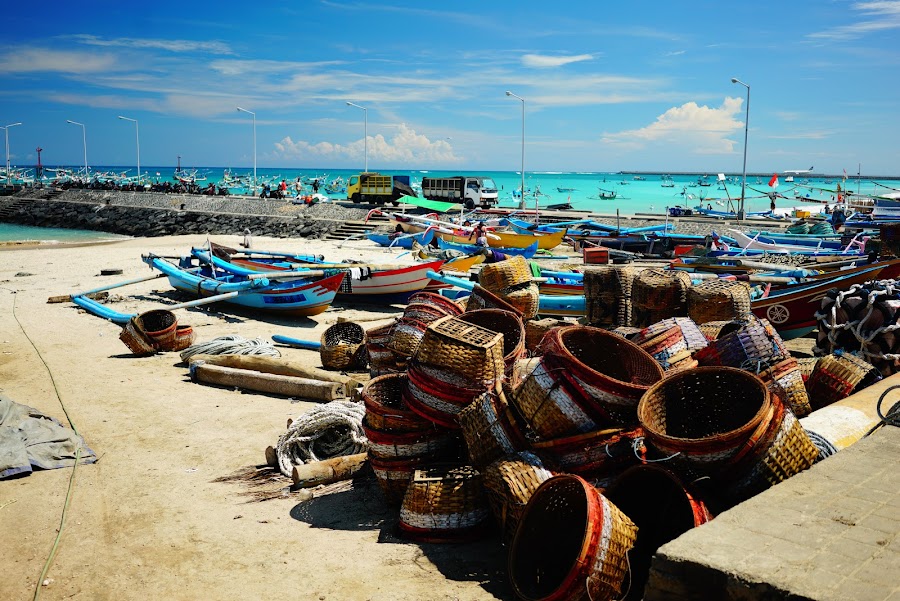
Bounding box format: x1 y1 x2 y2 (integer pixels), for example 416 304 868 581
436 238 539 258
366 228 435 249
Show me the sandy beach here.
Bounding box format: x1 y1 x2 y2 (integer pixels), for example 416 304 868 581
0 234 511 601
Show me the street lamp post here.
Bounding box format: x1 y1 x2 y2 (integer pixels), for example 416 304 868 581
505 91 526 210
236 106 257 194
731 78 750 221
66 120 88 179
1 122 22 186
346 102 368 172
117 115 140 183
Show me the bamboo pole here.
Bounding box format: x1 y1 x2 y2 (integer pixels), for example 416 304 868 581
291 453 368 488
190 363 345 401
187 354 363 390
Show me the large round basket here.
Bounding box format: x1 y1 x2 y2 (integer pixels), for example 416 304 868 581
320 321 367 371
631 269 692 327
478 255 533 292
603 464 713 598
531 426 643 481
137 309 178 349
362 373 431 433
539 326 664 426
406 291 464 318
399 465 491 543
637 366 771 476
509 474 637 601
369 455 428 505
583 265 636 328
687 278 753 324
483 451 554 543
458 309 526 374
458 386 527 468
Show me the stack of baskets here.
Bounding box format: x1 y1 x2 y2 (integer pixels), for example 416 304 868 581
386 292 463 363
583 265 636 327
687 279 753 323
457 386 527 468
398 465 491 542
637 366 818 507
362 373 463 504
404 316 506 429
694 317 790 369
119 309 193 355
632 317 708 373
530 426 643 485
805 352 882 411
476 255 539 319
366 323 399 377
320 322 367 371
631 269 693 327
482 451 554 543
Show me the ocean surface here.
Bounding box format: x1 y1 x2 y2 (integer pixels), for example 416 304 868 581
0 223 131 244
5 165 897 242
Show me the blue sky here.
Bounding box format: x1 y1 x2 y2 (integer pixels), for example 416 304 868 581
2 0 899 174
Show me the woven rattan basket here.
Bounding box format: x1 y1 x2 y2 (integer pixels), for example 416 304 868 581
414 316 505 382
404 360 494 429
387 317 430 358
406 291 465 317
137 309 178 349
796 356 820 381
539 325 664 426
758 357 813 418
362 373 432 433
458 309 526 374
458 386 527 468
320 322 367 371
531 426 643 478
464 284 524 316
631 269 693 327
167 324 196 352
687 279 753 323
583 265 636 327
483 451 554 543
119 316 157 355
694 317 790 368
499 282 540 320
399 465 491 543
525 318 569 352
478 255 533 291
363 417 460 460
698 319 744 341
805 352 882 411
637 366 772 476
370 456 427 505
509 474 637 601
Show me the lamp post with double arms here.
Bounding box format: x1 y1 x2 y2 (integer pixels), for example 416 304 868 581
1 122 22 186
731 78 750 220
117 115 140 183
505 91 526 210
346 102 368 173
236 106 257 194
66 120 88 179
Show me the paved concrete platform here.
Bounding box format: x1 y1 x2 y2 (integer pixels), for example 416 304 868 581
644 425 900 601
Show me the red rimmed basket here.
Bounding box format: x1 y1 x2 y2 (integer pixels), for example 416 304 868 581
404 359 493 430
483 451 555 543
363 417 460 460
362 373 431 433
137 309 178 349
531 426 643 478
458 308 526 375
369 455 428 505
805 352 882 411
399 465 491 543
509 474 637 601
406 291 464 318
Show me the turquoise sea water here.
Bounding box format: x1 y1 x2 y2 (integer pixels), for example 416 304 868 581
0 223 131 244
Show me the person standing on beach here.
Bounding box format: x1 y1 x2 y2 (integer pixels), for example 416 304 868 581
469 222 488 247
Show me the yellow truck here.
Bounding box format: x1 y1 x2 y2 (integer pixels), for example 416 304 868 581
346 172 416 205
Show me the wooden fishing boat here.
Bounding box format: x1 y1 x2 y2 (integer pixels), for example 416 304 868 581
193 248 447 303
751 264 887 339
436 238 539 258
366 228 435 249
143 254 345 316
398 219 567 250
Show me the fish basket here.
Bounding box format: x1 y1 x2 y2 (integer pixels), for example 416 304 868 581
757 357 813 418
370 456 428 505
465 284 523 316
508 356 608 439
698 319 744 342
631 269 692 327
402 303 453 325
499 282 540 320
387 317 430 357
721 398 818 504
362 373 431 433
694 317 790 368
637 366 771 477
525 318 569 353
603 464 713 596
805 352 882 411
687 279 753 323
366 343 400 377
137 309 178 349
413 316 505 382
455 296 469 311
119 316 157 355
168 325 196 352
458 309 526 374
478 255 533 292
404 359 494 429
320 322 367 371
583 265 636 328
663 350 699 375
363 417 460 460
635 317 709 352
366 322 395 346
399 465 491 543
406 291 464 317
458 386 528 468
531 426 643 478
636 326 689 371
509 474 637 601
539 326 665 426
796 357 820 381
482 451 554 543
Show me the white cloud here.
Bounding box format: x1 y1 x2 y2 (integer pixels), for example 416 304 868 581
521 54 593 68
72 34 233 55
0 48 117 74
808 1 900 40
272 124 461 165
602 98 745 154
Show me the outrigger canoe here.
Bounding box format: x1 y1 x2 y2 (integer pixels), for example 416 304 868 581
366 228 435 249
399 220 567 250
143 254 345 316
436 238 539 259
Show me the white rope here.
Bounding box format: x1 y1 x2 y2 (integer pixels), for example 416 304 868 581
179 335 281 362
275 400 367 477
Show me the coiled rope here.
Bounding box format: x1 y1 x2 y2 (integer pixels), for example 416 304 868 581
275 400 367 477
179 334 281 362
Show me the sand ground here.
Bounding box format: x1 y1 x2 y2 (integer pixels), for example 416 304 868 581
0 235 510 601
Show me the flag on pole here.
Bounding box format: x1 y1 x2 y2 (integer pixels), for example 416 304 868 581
768 173 779 188
843 169 848 181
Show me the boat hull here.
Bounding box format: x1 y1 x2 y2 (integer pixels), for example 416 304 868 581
402 222 566 250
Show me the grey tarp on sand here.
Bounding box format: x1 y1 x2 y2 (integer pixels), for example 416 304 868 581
0 393 96 479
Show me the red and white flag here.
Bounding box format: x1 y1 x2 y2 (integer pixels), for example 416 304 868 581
768 173 779 188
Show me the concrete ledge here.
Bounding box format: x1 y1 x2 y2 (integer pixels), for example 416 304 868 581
644 425 900 601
